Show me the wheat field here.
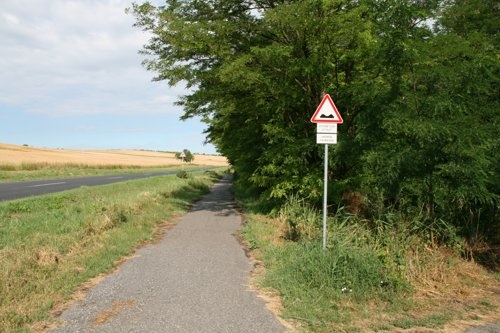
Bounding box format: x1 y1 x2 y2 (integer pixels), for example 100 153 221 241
0 143 228 167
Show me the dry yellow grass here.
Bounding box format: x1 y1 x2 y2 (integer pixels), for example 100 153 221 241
0 143 228 167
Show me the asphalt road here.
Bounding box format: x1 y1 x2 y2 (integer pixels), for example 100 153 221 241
50 175 285 333
0 167 217 202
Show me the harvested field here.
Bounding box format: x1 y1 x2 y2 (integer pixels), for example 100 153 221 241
0 143 228 167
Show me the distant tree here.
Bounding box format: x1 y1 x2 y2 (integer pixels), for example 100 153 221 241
175 149 194 163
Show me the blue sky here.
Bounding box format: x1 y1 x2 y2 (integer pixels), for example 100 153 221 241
0 0 217 154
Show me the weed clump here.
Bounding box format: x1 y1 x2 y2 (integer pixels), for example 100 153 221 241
279 195 319 241
267 197 410 304
176 170 189 179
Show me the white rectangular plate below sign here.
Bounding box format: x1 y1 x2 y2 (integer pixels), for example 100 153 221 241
317 123 337 134
317 133 337 144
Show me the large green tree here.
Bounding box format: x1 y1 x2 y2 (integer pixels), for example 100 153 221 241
129 0 498 244
360 0 499 242
129 0 379 202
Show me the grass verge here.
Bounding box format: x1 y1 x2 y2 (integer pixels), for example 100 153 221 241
240 196 499 332
0 169 225 332
0 163 209 183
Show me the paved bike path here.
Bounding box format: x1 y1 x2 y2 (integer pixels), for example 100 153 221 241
51 175 285 332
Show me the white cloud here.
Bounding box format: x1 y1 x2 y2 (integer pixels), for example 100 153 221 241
2 12 20 25
0 0 182 116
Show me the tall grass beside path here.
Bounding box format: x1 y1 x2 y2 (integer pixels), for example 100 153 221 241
242 215 411 332
0 170 224 332
240 195 499 332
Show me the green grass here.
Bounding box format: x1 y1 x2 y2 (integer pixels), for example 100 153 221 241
239 194 499 332
391 312 453 329
0 163 208 182
242 218 412 332
0 169 225 332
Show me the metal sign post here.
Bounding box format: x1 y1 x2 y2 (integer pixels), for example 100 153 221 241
179 151 186 170
311 94 343 251
323 144 328 250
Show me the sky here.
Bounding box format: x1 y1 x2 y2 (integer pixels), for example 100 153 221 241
0 0 218 154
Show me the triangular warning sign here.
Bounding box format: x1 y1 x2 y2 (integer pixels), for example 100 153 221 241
311 94 343 123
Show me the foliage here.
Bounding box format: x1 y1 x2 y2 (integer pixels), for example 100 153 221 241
174 149 194 163
129 1 499 251
359 0 499 248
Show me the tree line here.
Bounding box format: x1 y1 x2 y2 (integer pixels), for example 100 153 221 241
129 0 498 252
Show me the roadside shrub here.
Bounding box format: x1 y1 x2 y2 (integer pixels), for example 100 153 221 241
176 170 189 179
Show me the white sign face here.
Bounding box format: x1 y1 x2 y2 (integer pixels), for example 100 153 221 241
317 133 337 144
317 123 337 134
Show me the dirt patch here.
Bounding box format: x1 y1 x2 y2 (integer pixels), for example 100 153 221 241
92 300 135 325
35 248 60 266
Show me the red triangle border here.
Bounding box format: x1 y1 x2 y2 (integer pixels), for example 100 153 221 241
310 94 343 123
